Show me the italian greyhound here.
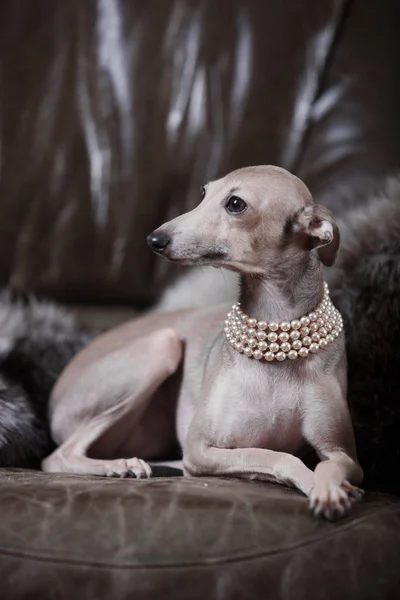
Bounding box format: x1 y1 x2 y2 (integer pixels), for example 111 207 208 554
42 165 363 519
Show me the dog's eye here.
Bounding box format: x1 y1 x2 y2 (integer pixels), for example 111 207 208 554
225 196 247 214
200 186 206 199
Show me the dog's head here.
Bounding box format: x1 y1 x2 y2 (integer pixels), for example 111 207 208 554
147 165 339 275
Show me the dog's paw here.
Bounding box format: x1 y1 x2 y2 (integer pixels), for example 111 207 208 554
309 480 364 520
105 458 152 479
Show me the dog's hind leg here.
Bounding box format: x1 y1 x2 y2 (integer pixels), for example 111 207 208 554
42 328 182 478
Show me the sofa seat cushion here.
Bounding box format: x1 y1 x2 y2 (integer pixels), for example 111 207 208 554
1 469 400 600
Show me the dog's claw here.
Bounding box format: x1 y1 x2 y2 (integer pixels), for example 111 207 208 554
118 469 142 479
104 458 152 479
309 480 364 521
341 480 364 502
129 469 142 479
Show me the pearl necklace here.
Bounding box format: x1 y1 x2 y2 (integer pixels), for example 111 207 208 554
224 282 343 362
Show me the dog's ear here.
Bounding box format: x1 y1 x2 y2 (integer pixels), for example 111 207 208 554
293 204 340 266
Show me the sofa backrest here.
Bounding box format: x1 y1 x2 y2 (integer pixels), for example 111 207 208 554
1 0 399 306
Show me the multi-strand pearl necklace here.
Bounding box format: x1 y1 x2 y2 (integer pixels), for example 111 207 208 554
224 282 343 362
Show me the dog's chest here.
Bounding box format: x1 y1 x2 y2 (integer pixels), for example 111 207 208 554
211 364 304 454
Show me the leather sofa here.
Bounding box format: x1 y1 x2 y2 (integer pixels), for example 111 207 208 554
1 1 400 598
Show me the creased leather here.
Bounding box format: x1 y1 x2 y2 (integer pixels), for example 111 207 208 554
297 0 400 207
0 469 400 600
0 0 374 306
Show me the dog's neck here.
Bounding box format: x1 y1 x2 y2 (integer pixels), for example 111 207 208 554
239 255 323 323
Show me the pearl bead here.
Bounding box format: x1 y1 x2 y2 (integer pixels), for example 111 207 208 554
267 332 278 343
279 332 290 342
258 341 268 352
316 309 323 316
290 330 300 340
302 336 312 346
248 318 257 328
300 316 310 326
280 342 291 353
276 351 286 361
226 333 232 341
258 321 267 330
240 333 247 342
264 351 274 362
311 332 320 342
247 328 256 337
253 349 263 360
298 347 309 358
288 350 298 360
310 342 319 353
319 327 327 337
235 342 243 352
244 346 252 356
269 342 279 353
317 318 324 327
248 338 257 348
241 324 248 331
292 339 302 350
327 334 334 343
291 320 301 330
310 323 319 332
280 322 290 332
227 312 232 318
319 338 328 348
300 327 310 336
241 315 248 322
256 330 267 341
268 322 279 331
309 312 317 321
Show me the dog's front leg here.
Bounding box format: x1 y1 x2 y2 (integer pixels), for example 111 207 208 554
183 439 314 496
303 380 364 520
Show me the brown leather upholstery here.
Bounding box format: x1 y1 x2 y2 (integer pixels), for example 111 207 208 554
1 1 400 598
1 0 400 306
1 470 400 600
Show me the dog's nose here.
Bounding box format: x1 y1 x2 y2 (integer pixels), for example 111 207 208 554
146 232 171 253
